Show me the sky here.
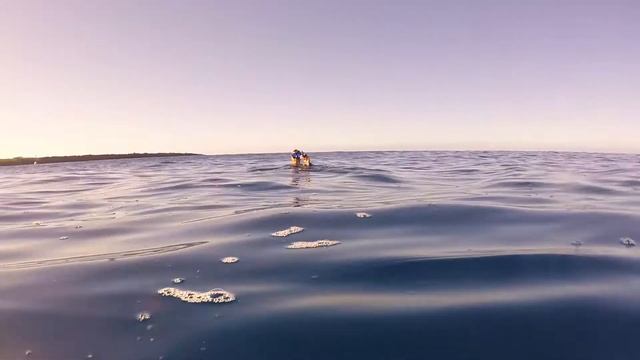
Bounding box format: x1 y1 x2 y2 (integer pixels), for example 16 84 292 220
1 0 639 157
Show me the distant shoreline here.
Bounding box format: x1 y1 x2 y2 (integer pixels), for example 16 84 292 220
0 153 200 167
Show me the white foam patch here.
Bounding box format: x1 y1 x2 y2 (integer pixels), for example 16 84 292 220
221 257 239 264
287 240 341 249
158 287 236 304
356 212 372 218
271 226 304 237
136 312 151 322
172 278 185 284
620 237 636 247
59 236 69 240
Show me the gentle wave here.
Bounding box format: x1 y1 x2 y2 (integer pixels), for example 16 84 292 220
1 151 640 359
0 241 208 270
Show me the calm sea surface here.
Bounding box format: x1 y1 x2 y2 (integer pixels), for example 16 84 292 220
2 151 640 359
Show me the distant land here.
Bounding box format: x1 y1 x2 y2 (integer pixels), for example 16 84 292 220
0 153 200 167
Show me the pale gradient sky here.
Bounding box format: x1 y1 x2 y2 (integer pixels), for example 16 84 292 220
1 0 639 158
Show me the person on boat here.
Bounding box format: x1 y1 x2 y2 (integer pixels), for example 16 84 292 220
291 149 312 167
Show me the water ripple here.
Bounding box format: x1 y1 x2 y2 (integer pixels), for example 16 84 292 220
2 151 640 359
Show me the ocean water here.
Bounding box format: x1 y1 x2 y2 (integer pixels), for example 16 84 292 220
2 151 640 359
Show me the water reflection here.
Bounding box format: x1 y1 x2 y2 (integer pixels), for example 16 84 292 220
290 167 312 207
290 167 312 188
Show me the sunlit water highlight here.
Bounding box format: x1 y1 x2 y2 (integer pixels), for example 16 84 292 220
1 151 640 359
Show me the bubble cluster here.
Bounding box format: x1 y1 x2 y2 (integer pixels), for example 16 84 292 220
620 237 636 247
286 240 341 249
271 226 304 237
172 278 185 284
136 312 151 322
221 257 239 264
355 212 372 218
158 287 236 304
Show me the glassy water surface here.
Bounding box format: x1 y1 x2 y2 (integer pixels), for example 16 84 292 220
1 151 640 359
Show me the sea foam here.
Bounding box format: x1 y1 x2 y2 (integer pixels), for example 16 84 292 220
157 287 236 304
271 226 304 237
221 257 239 264
136 312 151 322
286 240 341 249
620 237 636 247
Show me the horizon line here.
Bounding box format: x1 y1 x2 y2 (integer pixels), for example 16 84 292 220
4 147 639 160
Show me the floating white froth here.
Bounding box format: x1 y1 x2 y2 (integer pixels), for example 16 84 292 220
271 226 304 237
356 212 372 218
620 237 636 247
158 287 236 304
286 240 341 249
136 312 151 322
172 278 185 284
59 236 69 240
221 257 239 264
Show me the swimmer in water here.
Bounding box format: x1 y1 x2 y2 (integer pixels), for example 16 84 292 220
301 153 311 167
291 149 312 167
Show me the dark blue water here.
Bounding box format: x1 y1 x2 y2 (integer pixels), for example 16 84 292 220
1 151 640 359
